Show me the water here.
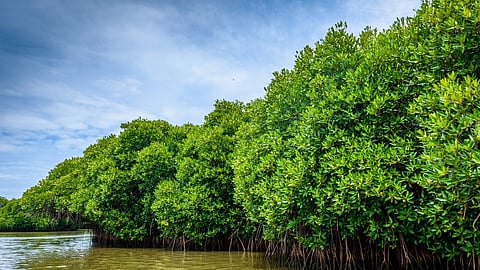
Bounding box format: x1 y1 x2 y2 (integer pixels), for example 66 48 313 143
0 231 293 269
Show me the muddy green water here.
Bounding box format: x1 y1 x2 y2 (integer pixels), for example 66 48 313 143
0 231 294 269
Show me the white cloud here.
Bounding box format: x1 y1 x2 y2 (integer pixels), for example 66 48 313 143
94 78 143 96
341 0 420 33
0 0 422 198
0 78 157 158
0 142 19 153
0 114 59 132
0 160 53 198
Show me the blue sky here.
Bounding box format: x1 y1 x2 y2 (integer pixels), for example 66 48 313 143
0 0 420 199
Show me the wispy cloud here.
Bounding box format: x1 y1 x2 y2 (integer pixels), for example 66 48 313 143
342 0 419 32
0 0 421 198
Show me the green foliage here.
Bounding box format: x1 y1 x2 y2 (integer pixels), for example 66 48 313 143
0 199 32 231
16 157 85 231
0 196 7 208
8 0 480 264
410 73 480 257
152 100 251 243
70 134 118 225
80 119 185 240
233 0 480 259
0 198 60 231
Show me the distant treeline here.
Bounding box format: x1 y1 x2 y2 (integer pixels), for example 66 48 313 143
1 0 480 268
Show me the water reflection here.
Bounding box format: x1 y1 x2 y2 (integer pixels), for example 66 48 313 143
0 231 292 269
0 231 92 269
74 248 287 270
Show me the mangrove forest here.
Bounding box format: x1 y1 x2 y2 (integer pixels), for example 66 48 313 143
1 0 480 268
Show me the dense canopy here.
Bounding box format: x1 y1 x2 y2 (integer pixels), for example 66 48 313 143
1 0 479 268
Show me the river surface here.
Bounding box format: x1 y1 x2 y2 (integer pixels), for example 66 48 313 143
0 231 294 269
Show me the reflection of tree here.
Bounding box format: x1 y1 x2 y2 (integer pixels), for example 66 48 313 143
7 231 92 269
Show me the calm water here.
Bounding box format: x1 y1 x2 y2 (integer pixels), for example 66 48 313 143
0 231 293 269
